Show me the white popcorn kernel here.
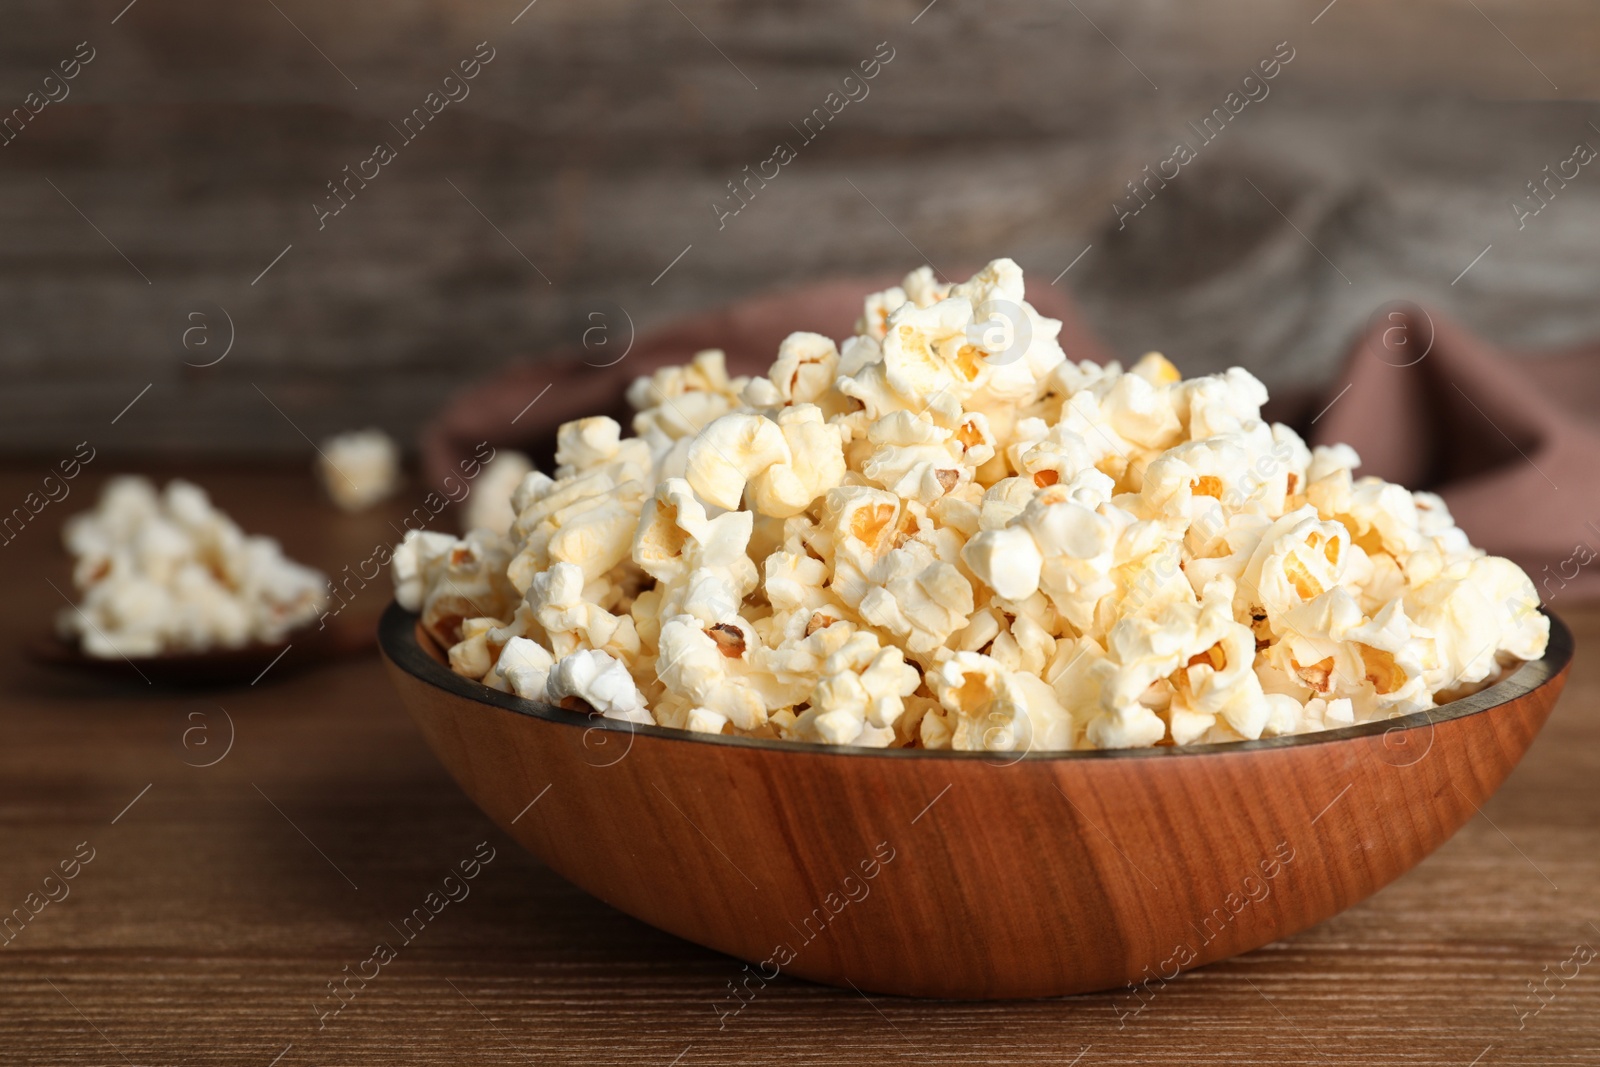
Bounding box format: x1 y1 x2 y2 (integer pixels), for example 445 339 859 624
505 470 647 593
822 486 905 571
684 412 790 510
462 451 534 536
858 412 952 499
655 617 767 730
528 561 639 662
318 429 402 513
763 331 840 407
881 297 991 408
1260 692 1309 737
448 627 495 680
1181 367 1270 440
545 649 651 722
747 405 846 518
392 530 459 611
1085 701 1168 750
417 529 517 649
685 707 729 735
928 652 1041 753
497 636 555 701
1130 352 1183 386
858 551 975 653
797 632 921 746
901 265 949 309
633 480 758 614
1101 365 1182 450
555 417 624 474
963 526 1044 601
1307 443 1362 485
1406 555 1547 692
1240 507 1351 628
859 285 908 342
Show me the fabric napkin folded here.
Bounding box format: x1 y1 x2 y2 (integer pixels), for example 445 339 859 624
1302 304 1600 603
422 285 1600 602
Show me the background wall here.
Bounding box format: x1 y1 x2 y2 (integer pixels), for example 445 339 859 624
2 0 1597 456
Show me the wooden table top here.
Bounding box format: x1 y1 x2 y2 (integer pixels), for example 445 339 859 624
2 463 1597 1066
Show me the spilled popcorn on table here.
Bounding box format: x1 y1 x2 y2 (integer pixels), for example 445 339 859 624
318 428 402 513
394 259 1548 751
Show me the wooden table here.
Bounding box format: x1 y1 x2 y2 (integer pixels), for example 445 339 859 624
2 463 1597 1066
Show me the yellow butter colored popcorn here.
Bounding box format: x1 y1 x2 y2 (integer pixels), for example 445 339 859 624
395 259 1548 751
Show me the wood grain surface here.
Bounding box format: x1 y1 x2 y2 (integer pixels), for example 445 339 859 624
1 463 1598 1064
4 0 1600 456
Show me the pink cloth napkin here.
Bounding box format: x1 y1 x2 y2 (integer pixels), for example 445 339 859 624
1305 304 1600 603
422 287 1600 602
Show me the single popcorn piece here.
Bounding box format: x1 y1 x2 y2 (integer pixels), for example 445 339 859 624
392 530 459 612
545 649 652 723
496 635 554 700
462 450 534 536
391 258 1550 752
60 476 328 658
318 429 402 512
684 412 790 511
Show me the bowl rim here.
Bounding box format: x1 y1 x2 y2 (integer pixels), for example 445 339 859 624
380 601 1572 762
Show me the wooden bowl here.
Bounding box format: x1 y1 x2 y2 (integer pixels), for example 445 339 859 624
379 602 1573 999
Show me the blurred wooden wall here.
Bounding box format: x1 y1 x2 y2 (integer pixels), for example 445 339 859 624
1 0 1597 455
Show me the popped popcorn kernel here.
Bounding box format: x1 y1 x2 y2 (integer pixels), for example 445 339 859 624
318 429 401 513
395 259 1548 751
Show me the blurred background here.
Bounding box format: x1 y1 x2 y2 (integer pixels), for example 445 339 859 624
2 0 1597 457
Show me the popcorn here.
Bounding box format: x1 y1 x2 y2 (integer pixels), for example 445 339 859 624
496 635 554 699
462 450 533 536
795 631 921 747
393 530 459 612
60 477 327 658
746 332 841 409
505 466 646 592
407 528 518 649
394 259 1549 751
747 406 847 518
926 651 1073 753
527 561 639 662
544 649 652 723
652 618 758 728
963 526 1044 601
684 413 789 511
318 429 401 512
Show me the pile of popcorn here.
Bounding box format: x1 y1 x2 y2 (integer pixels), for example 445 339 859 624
60 477 328 658
394 259 1548 751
